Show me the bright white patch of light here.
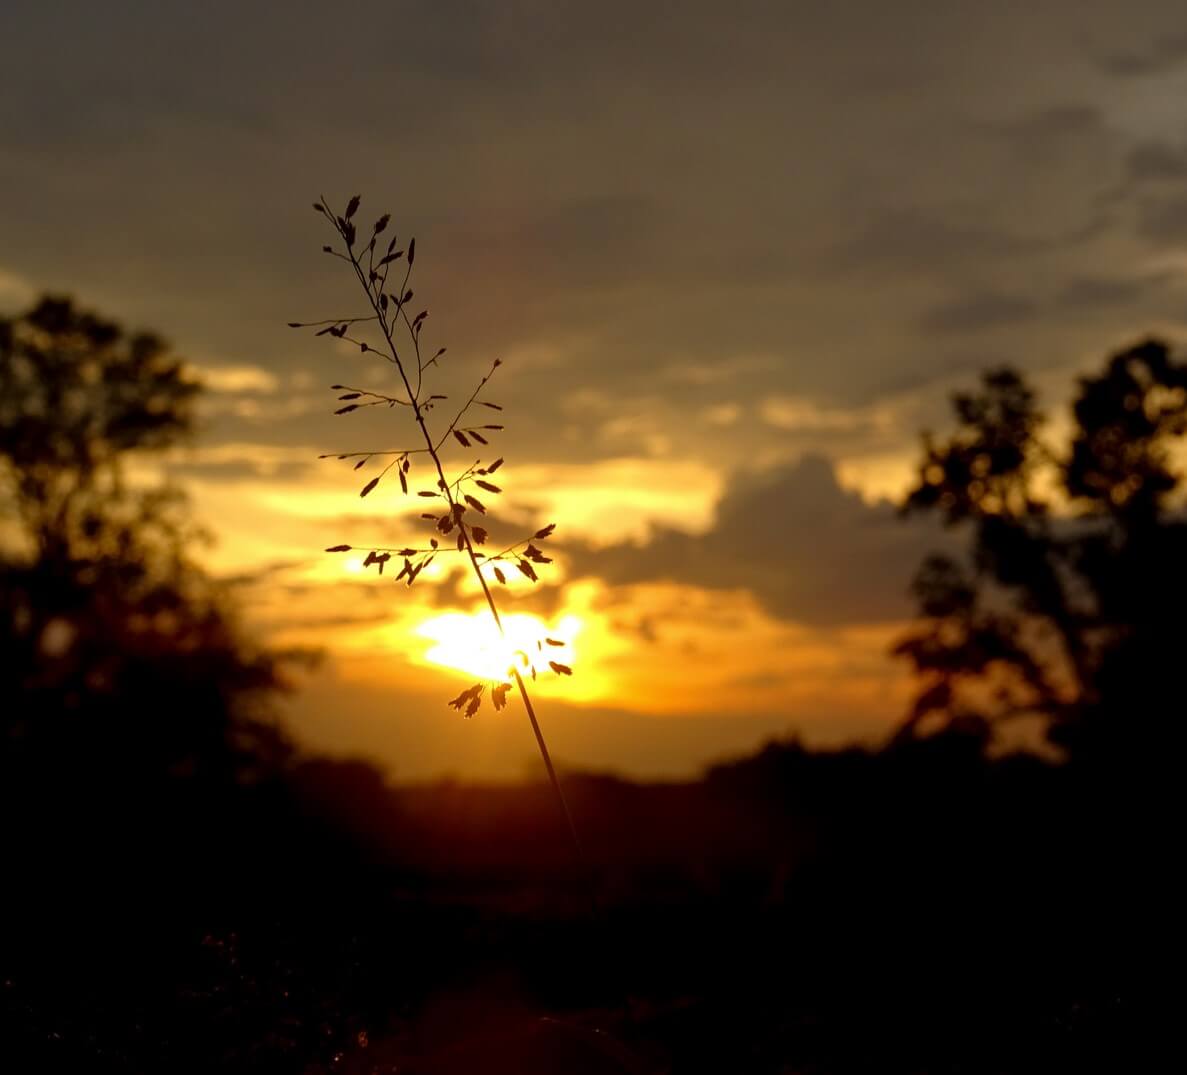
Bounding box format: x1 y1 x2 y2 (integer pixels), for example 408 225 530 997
416 611 582 681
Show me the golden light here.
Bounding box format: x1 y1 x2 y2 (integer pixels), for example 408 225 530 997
416 611 582 682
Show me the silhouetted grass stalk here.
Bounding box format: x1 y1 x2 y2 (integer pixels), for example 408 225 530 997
295 195 581 856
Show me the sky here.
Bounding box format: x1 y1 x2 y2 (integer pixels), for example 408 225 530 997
5 1 1187 779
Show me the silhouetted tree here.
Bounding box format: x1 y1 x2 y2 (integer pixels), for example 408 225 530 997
0 296 290 795
894 339 1187 767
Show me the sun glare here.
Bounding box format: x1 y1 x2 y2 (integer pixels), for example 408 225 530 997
415 611 582 682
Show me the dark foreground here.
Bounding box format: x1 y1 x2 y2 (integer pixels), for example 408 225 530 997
2 737 1148 1073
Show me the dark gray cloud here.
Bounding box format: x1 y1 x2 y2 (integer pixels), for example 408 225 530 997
861 352 1008 400
566 454 947 627
1054 273 1173 311
438 194 675 292
1099 32 1187 77
995 105 1102 141
1136 194 1187 243
1125 141 1187 182
3 1 1187 481
920 290 1036 335
833 208 1037 273
1105 141 1187 240
975 105 1108 164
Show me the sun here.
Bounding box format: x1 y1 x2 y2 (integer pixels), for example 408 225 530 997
415 611 582 682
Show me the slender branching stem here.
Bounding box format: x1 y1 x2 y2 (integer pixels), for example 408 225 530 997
315 197 581 858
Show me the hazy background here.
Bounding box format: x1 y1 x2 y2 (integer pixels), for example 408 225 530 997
5 0 1187 778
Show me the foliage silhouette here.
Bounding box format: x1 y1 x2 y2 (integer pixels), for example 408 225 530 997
294 195 579 851
0 295 292 809
894 338 1187 766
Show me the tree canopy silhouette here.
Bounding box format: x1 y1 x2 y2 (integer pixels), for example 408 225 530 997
0 296 290 793
894 339 1187 767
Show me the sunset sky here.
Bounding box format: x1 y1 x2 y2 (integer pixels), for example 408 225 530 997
5 1 1187 779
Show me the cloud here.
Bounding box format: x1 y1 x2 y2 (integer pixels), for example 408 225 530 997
919 290 1037 335
450 194 667 289
1125 141 1187 182
974 104 1111 174
835 208 1035 272
219 557 315 588
0 0 1165 453
566 454 945 627
1136 194 1187 243
1099 33 1187 78
163 441 318 483
703 403 742 427
759 396 891 434
1054 273 1172 310
987 104 1103 144
0 267 34 313
187 363 280 393
167 458 313 483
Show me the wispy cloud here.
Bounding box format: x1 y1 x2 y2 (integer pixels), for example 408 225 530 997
186 363 280 394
